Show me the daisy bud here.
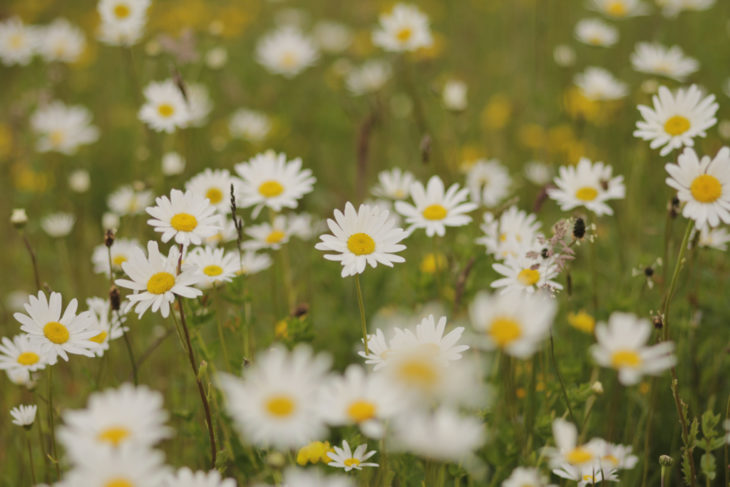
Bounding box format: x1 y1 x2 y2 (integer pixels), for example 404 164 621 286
267 452 286 469
10 404 37 429
659 455 674 467
10 208 28 228
105 229 115 248
591 381 604 395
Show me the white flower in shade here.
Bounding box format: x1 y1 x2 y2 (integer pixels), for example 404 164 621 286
238 250 273 276
63 443 168 486
244 215 293 251
661 0 715 16
31 101 99 155
5 368 36 387
14 291 99 365
289 212 325 241
315 202 408 278
115 241 203 318
694 226 730 250
553 44 576 67
85 297 128 357
98 18 145 46
589 0 649 18
146 189 222 246
466 159 512 207
97 0 149 46
502 467 554 487
278 467 354 487
388 315 470 362
631 43 699 81
234 150 315 217
591 312 676 385
58 383 171 462
38 18 85 63
585 438 639 470
469 291 556 358
41 212 76 237
218 345 331 450
185 168 239 214
395 175 477 237
491 254 563 295
544 419 602 469
205 47 227 69
10 404 37 427
524 161 553 186
477 206 542 260
185 83 213 128
103 211 120 230
443 79 467 111
91 238 143 277
346 60 392 96
108 184 154 216
372 168 415 200
255 27 319 78
575 18 618 47
634 84 718 156
574 67 628 101
0 17 37 66
138 79 191 133
163 467 236 487
357 328 390 370
68 169 90 193
550 158 626 216
312 21 352 53
229 109 271 143
665 147 730 229
186 246 239 289
319 364 406 438
162 151 186 176
392 407 485 462
204 220 239 247
0 334 49 381
372 3 433 52
552 463 619 487
327 440 378 472
11 208 28 227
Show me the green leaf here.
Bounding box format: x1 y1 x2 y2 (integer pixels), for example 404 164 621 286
700 452 716 481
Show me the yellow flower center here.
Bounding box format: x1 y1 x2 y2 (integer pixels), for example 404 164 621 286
281 51 298 68
203 264 223 276
90 331 108 344
157 103 174 118
567 311 595 334
397 358 438 388
170 212 198 232
205 187 224 204
97 426 131 446
112 254 128 267
690 174 722 203
611 349 642 368
50 130 65 146
9 33 24 49
16 352 40 366
517 268 540 286
607 0 627 16
258 180 284 197
265 395 296 418
575 186 598 201
604 454 620 465
266 230 286 244
344 458 361 468
566 446 594 464
43 321 70 344
146 272 175 294
105 479 133 487
582 475 596 483
347 233 376 255
489 317 523 347
396 27 413 42
113 3 131 18
422 204 448 220
663 115 691 136
347 400 377 422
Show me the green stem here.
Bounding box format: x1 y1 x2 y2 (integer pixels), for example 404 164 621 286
550 332 576 425
355 274 369 355
26 432 36 486
661 220 693 341
214 286 232 373
46 367 60 479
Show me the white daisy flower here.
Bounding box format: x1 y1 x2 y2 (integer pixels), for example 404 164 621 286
85 297 128 357
372 3 433 53
146 189 222 246
30 101 99 155
184 83 213 128
469 291 556 358
162 467 236 487
665 147 730 229
185 168 239 214
465 159 511 207
547 158 626 216
63 443 168 486
634 84 718 156
371 168 415 200
10 404 37 427
235 150 316 217
395 175 477 237
491 254 563 295
38 18 85 63
238 250 273 276
585 438 639 470
138 79 191 133
574 67 628 101
0 17 37 66
591 312 676 385
186 246 239 289
58 383 171 462
0 334 49 381
41 212 76 237
346 60 392 96
244 215 293 251
5 368 36 387
229 109 271 143
589 0 649 18
502 467 554 487
694 226 730 250
544 419 602 469
97 0 149 46
442 79 468 111
357 328 390 370
289 212 325 241
327 440 378 472
661 0 715 16
204 219 239 247
388 315 470 362
218 345 331 450
91 238 143 277
312 20 352 53
162 151 185 176
68 169 90 193
97 16 145 46
524 160 553 185
115 241 203 318
477 206 542 260
552 463 619 487
631 43 699 81
255 26 319 78
108 184 154 216
315 202 408 278
575 18 618 47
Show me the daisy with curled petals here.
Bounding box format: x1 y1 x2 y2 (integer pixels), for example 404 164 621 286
255 27 319 78
315 202 408 278
477 206 542 260
327 440 378 472
552 464 618 487
115 241 203 318
85 297 128 357
185 168 240 214
10 404 37 427
357 328 390 370
694 226 730 250
138 79 190 133
634 84 718 156
235 150 316 217
372 3 433 53
0 334 50 383
491 254 563 295
91 238 142 277
631 43 699 81
591 312 676 385
217 345 331 450
14 291 99 365
395 175 477 237
589 0 649 18
162 467 236 487
63 443 169 487
146 189 222 246
371 168 415 200
665 147 730 229
544 419 601 469
547 158 625 216
469 291 556 359
186 246 239 289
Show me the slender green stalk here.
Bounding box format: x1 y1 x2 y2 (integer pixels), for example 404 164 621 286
107 246 137 385
26 431 36 486
46 367 60 479
549 332 576 425
661 220 693 341
354 274 369 355
21 232 42 291
214 286 232 373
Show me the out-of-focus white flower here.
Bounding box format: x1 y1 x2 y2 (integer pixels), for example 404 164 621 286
162 152 185 176
38 18 86 63
41 212 76 237
68 169 90 193
442 79 468 111
312 21 352 53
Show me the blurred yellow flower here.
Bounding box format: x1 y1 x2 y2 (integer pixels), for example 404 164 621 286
274 319 288 339
296 440 334 466
481 94 512 131
567 310 596 334
420 252 447 274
